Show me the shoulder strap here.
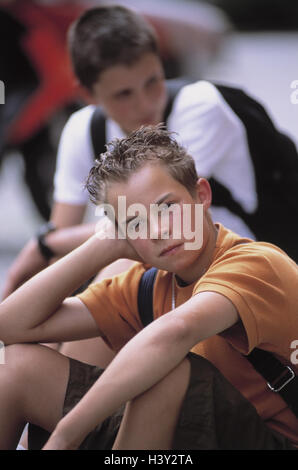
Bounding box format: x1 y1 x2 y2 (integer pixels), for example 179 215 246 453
214 83 298 198
246 348 298 417
137 267 158 327
209 83 298 260
90 106 106 158
162 77 191 122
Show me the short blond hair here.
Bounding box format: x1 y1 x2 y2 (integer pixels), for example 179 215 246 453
85 124 198 204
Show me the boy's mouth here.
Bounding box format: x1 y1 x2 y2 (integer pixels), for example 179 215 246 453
159 243 184 257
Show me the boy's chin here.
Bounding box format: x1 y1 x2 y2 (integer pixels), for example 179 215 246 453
154 257 191 274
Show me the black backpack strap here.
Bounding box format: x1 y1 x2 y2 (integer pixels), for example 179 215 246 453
137 267 298 417
137 267 158 327
162 77 191 122
90 106 106 158
209 83 298 260
246 348 298 418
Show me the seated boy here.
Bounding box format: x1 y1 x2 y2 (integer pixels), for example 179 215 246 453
0 125 297 450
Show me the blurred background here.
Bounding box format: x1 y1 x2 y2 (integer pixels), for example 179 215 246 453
0 0 297 297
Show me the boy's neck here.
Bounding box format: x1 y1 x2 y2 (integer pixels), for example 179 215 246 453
175 275 190 287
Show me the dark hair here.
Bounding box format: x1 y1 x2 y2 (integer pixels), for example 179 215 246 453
68 5 160 91
86 124 198 204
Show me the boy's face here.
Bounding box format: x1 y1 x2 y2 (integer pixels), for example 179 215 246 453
106 163 213 281
90 53 167 134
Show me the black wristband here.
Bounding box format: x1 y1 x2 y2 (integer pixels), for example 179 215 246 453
36 222 56 261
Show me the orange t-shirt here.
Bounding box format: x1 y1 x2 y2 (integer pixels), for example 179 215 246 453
78 224 298 445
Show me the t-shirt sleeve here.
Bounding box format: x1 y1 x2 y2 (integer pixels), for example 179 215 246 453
77 263 145 351
53 106 95 205
193 244 298 355
167 81 248 178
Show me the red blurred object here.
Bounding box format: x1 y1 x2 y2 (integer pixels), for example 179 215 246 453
4 1 86 145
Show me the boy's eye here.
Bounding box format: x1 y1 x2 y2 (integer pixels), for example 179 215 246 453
159 202 174 211
146 76 159 88
115 89 132 100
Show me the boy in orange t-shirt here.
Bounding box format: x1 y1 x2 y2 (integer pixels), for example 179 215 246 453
0 125 297 450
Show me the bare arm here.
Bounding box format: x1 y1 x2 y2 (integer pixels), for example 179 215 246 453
0 219 137 345
42 222 96 258
44 290 239 449
2 202 88 299
50 201 86 228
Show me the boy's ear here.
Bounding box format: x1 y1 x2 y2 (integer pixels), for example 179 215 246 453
195 178 212 210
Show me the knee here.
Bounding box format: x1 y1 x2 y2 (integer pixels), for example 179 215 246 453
6 342 39 363
4 343 40 378
0 344 39 404
5 343 32 365
4 343 64 384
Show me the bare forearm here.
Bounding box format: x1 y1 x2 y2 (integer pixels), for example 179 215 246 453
0 235 121 343
1 204 89 300
46 223 97 258
50 202 86 228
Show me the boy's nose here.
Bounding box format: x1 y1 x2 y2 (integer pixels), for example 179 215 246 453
136 91 155 117
150 216 171 241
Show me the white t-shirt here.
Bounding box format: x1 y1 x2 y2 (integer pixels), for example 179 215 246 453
53 81 257 238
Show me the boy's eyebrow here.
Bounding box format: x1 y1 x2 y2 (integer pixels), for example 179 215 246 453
154 192 173 206
113 73 162 99
124 192 174 225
